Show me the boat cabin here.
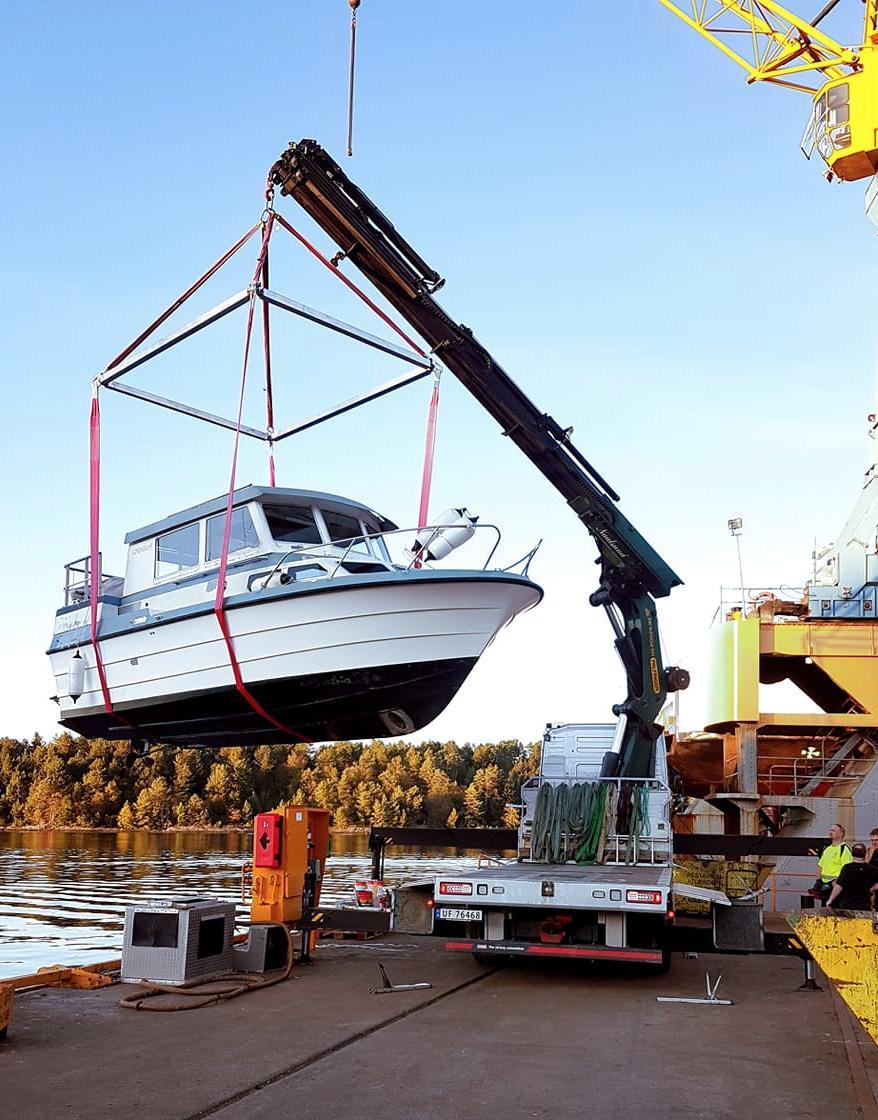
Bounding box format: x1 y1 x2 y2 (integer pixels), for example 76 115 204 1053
123 486 399 595
65 486 400 609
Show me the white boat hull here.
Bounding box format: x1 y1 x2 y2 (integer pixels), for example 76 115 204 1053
49 571 541 745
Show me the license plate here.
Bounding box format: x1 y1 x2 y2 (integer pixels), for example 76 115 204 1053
437 907 482 922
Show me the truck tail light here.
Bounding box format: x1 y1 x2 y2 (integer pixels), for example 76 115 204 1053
438 881 473 896
626 890 662 905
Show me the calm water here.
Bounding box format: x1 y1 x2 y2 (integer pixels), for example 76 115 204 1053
0 830 487 979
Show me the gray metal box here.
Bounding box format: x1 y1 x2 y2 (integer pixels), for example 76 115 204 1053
713 899 765 953
392 882 435 935
232 924 290 973
121 898 235 985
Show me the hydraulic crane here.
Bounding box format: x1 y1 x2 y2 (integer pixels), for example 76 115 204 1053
270 140 689 778
659 0 878 184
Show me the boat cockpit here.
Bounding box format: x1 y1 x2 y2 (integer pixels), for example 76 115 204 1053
67 486 403 610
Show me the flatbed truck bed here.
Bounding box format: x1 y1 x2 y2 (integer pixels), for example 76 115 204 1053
436 861 671 909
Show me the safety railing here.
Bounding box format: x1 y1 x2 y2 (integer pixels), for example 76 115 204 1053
767 758 869 796
714 584 806 623
63 554 122 607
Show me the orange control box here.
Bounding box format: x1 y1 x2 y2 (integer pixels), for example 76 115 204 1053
250 805 330 926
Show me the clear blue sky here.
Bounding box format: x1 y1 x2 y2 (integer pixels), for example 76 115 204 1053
2 1 876 744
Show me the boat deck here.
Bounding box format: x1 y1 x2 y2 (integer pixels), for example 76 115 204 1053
3 933 877 1120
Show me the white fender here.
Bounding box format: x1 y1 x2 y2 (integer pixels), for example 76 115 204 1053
68 650 85 703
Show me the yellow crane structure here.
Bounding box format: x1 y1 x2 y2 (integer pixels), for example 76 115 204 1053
659 1 878 182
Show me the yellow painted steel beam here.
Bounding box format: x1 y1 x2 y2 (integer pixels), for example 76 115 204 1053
659 0 857 89
788 911 878 1046
757 713 878 728
867 1 878 43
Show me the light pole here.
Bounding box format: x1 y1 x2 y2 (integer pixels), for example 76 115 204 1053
728 517 746 615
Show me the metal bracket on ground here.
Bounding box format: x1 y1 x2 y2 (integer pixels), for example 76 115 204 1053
657 972 733 1006
370 962 432 995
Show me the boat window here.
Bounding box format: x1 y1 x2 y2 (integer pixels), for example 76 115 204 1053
206 507 259 561
322 510 367 548
339 561 390 575
155 523 200 578
372 532 392 563
264 504 323 545
288 564 327 580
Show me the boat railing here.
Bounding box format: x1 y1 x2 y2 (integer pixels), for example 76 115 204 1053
257 521 535 590
329 521 504 576
63 554 122 607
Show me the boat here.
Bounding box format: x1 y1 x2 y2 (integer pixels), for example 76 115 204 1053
48 486 542 746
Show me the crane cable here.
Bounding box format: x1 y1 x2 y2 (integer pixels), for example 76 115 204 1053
342 0 356 159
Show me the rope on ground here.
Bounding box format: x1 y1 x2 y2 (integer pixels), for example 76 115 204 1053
119 926 294 1012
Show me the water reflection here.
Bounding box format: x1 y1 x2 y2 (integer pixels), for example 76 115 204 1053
0 831 490 978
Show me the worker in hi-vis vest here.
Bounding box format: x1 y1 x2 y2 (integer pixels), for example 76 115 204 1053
812 823 852 905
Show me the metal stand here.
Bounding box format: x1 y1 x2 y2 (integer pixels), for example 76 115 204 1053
370 962 431 996
657 973 734 1006
798 955 823 991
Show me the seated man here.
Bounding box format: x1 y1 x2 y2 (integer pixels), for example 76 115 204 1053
827 843 878 912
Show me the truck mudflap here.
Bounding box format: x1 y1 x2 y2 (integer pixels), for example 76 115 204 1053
445 939 663 964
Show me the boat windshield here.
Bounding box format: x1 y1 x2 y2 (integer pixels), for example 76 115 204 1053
263 505 323 545
322 510 371 554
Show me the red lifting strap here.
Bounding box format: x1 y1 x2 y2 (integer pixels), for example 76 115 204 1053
213 216 310 743
417 375 441 532
89 206 436 742
273 211 442 559
89 222 265 723
89 392 116 715
272 212 428 358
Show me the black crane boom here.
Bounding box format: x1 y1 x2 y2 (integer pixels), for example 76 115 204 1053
271 139 687 776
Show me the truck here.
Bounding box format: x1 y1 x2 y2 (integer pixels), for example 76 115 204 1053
433 722 675 968
271 141 692 966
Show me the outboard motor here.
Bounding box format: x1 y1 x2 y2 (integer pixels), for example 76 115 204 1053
413 508 478 562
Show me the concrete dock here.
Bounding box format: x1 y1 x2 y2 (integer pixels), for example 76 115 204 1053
4 937 877 1120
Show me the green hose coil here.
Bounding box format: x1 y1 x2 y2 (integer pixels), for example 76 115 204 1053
530 780 651 865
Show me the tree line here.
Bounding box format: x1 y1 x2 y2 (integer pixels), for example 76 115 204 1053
0 735 541 831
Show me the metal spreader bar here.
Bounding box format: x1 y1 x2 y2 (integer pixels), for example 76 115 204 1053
98 290 251 386
274 365 433 442
257 286 432 368
109 382 268 440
